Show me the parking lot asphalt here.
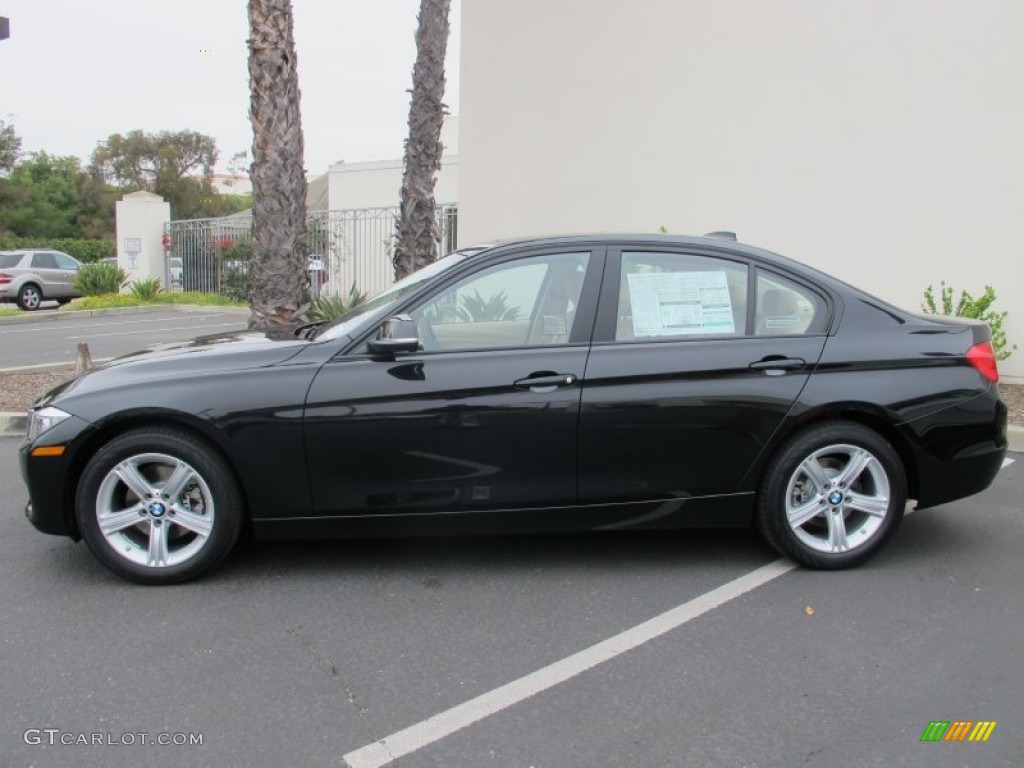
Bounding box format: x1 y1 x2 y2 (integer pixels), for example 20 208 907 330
0 437 1020 768
0 309 248 369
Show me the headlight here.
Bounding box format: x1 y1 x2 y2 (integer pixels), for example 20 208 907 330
27 406 71 442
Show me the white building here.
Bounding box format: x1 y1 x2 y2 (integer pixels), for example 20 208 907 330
457 1 1024 379
325 117 458 211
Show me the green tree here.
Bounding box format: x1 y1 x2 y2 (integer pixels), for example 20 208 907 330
0 152 83 237
89 129 235 221
0 118 21 176
393 0 451 281
0 150 118 239
246 0 311 334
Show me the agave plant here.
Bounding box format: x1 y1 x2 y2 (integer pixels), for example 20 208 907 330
307 284 369 322
456 290 520 322
129 278 162 301
73 263 128 296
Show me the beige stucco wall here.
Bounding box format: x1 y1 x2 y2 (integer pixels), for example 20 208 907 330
459 0 1024 379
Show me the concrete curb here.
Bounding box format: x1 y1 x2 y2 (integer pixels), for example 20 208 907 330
0 304 248 325
4 412 1024 448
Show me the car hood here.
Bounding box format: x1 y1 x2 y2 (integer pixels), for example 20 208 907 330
40 330 311 406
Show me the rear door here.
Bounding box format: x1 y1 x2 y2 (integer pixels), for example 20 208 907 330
29 252 61 295
579 247 830 505
52 252 80 297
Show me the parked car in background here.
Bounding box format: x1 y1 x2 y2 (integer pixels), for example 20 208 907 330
19 233 1008 584
0 250 83 310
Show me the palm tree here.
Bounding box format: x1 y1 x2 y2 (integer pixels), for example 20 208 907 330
246 0 311 335
394 0 451 281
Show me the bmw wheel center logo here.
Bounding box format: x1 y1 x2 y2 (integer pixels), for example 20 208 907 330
828 491 844 506
148 502 166 517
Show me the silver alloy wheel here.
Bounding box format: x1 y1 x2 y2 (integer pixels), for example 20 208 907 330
95 452 215 568
19 285 41 310
785 443 891 554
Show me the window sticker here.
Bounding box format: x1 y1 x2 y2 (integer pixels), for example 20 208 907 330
626 271 735 337
765 315 803 329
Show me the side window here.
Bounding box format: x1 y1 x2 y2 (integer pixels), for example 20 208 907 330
616 251 748 341
31 253 58 270
410 252 590 351
54 253 79 271
755 272 824 336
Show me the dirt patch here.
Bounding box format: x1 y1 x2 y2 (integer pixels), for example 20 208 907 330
0 368 76 412
1001 382 1024 429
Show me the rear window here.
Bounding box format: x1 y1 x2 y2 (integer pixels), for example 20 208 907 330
0 253 23 269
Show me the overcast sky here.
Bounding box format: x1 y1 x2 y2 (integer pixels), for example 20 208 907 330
0 0 461 174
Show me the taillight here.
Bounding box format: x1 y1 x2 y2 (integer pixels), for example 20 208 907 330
966 341 999 383
0 273 11 285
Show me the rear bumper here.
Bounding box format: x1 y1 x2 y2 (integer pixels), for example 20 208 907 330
902 390 1008 510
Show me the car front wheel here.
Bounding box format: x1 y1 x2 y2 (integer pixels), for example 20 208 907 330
17 283 42 310
76 427 243 584
756 421 906 569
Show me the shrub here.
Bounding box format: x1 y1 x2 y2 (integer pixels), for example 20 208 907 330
74 262 128 296
220 265 251 303
308 285 369 321
130 278 162 301
922 282 1018 361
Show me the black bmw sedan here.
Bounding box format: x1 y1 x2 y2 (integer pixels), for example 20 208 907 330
19 234 1008 584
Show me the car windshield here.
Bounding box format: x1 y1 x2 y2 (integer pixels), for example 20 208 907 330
314 251 473 341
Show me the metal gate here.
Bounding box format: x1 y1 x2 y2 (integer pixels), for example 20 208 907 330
163 204 458 300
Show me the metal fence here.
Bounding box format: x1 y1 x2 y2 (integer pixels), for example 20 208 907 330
163 204 458 300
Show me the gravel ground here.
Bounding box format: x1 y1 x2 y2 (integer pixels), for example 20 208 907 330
2 367 1023 427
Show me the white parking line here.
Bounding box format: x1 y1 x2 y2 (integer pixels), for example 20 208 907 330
1003 457 1015 468
341 559 795 768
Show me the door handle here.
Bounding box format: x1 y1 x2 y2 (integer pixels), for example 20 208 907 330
513 373 578 391
748 357 806 374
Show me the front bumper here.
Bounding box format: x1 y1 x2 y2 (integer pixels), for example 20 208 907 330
19 414 96 539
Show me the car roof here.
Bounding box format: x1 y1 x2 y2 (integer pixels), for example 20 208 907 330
462 232 820 276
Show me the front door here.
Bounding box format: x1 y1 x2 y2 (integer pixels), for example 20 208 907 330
304 249 599 518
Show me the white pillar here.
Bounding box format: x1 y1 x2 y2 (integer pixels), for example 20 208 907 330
115 191 171 291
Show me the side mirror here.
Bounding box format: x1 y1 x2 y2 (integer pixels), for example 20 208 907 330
368 314 420 356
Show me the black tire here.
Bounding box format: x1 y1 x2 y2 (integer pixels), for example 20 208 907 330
755 421 906 569
76 427 244 584
17 283 43 311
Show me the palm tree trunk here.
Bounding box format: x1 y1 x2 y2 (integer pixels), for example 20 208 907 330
247 0 311 335
394 0 451 281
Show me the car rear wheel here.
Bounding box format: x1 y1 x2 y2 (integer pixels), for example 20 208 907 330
76 427 243 584
756 421 906 569
17 283 42 311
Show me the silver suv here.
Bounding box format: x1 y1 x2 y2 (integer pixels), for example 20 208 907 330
0 250 82 310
